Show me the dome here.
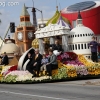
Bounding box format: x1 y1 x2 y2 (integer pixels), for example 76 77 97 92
32 39 39 49
68 24 94 57
1 40 19 54
69 24 94 43
71 24 94 34
46 10 60 26
46 6 70 26
68 11 94 58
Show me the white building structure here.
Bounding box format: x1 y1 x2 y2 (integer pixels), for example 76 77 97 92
68 11 94 58
37 18 48 28
35 23 70 54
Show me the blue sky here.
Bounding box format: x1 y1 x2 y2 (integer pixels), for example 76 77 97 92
0 0 98 38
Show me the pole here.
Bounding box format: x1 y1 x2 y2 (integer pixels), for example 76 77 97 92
32 7 37 28
41 11 44 24
31 0 37 28
32 0 34 7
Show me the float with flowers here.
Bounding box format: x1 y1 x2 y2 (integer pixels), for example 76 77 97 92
0 7 100 84
0 51 100 83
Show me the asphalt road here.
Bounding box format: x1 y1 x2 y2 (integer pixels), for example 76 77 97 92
0 79 100 100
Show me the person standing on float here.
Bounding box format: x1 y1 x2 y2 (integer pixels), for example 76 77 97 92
88 36 100 62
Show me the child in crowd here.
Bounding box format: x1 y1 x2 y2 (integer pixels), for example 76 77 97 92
40 54 49 76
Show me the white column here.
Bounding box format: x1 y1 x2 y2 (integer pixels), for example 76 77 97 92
62 35 69 52
50 37 55 44
39 38 45 54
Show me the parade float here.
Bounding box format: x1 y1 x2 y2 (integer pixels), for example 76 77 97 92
0 51 100 83
0 4 100 84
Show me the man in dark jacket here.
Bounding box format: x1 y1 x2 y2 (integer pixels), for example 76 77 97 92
50 39 63 52
27 49 42 77
1 52 9 65
88 36 100 62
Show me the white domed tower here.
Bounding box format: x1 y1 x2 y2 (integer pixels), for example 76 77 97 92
68 11 94 58
0 39 20 58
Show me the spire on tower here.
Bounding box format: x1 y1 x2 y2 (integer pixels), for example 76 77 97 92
56 0 58 11
76 10 83 25
77 10 82 19
20 3 30 16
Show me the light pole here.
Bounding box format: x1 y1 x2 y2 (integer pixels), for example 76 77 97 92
26 1 43 29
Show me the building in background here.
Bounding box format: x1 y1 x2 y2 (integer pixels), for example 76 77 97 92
37 18 48 28
68 11 94 58
14 4 35 54
61 1 100 35
61 1 100 52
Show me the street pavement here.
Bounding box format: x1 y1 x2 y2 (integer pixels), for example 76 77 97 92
0 79 100 100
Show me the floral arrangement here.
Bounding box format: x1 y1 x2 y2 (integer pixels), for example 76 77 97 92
1 70 51 83
0 66 2 79
78 55 94 67
1 52 100 83
78 54 100 75
57 52 83 65
74 65 88 76
1 65 17 76
52 67 67 80
86 64 100 75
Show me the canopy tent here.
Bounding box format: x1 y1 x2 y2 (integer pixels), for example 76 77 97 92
57 16 71 29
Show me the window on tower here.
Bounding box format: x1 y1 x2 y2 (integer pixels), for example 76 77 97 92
25 17 30 21
80 34 82 37
26 27 34 30
84 43 86 49
78 34 79 37
71 35 72 38
21 18 24 22
81 44 83 49
70 45 72 50
17 27 23 31
73 45 74 50
75 44 77 50
78 44 80 49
